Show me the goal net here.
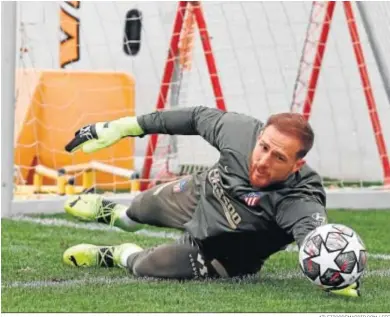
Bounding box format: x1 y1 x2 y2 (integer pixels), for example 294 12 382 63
5 1 390 215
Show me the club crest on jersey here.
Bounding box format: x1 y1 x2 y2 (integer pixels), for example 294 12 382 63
173 179 187 193
241 192 262 206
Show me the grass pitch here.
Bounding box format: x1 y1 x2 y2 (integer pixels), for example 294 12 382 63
2 209 390 313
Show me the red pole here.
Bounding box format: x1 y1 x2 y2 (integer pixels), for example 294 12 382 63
302 1 336 121
191 2 226 111
343 1 390 186
141 1 188 189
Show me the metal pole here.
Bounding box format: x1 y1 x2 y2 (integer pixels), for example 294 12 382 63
301 1 336 121
357 2 390 107
168 57 181 175
1 2 17 217
141 1 187 189
192 2 226 111
344 2 390 185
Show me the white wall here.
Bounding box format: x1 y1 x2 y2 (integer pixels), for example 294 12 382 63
16 1 390 182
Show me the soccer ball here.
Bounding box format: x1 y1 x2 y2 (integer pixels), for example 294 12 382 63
299 223 367 290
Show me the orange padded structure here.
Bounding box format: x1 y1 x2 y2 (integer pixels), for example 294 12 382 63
14 70 135 190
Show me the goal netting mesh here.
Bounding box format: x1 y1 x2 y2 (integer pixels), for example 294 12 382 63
11 1 390 213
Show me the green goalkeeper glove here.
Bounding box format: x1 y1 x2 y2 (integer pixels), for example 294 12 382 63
327 281 361 298
65 117 144 153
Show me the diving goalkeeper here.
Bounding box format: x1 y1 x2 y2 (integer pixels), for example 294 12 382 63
63 106 359 296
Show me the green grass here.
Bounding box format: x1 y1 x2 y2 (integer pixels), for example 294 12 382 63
2 210 390 313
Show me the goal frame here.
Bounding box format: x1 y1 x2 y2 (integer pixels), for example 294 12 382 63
2 1 390 217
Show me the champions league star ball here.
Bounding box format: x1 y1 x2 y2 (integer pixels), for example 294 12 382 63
299 224 367 290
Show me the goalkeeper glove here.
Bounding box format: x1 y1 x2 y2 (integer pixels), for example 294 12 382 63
327 281 361 298
65 117 144 153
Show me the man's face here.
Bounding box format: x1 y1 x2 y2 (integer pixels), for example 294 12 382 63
249 125 305 188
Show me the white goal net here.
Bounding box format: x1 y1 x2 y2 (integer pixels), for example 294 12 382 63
3 1 390 215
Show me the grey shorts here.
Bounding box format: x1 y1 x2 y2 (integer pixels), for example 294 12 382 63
125 175 257 278
126 175 200 230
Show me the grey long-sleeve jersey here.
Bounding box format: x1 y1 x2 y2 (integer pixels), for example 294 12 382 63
137 106 327 273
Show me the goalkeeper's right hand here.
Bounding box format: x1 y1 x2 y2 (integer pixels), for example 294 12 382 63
65 117 144 154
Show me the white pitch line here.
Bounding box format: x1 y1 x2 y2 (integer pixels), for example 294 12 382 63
9 215 390 260
3 269 390 289
2 276 135 289
10 215 181 239
11 215 124 232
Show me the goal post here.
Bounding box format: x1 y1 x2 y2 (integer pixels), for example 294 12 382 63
342 2 389 186
3 1 390 216
356 1 390 185
1 1 17 217
291 1 336 119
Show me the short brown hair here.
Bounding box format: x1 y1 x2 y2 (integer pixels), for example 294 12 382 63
264 113 314 158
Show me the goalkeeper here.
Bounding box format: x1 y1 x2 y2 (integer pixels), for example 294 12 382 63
63 106 359 296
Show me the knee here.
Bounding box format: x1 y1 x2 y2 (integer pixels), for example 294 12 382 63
126 189 160 224
130 246 191 279
126 194 145 223
125 203 139 223
131 251 168 278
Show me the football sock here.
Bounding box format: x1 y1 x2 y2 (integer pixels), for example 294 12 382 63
113 204 141 232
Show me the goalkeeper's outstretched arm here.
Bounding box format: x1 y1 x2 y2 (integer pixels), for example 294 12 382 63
65 106 261 154
65 106 226 153
137 106 224 138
